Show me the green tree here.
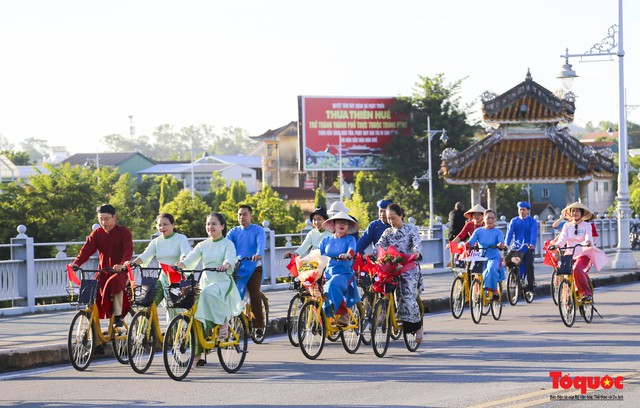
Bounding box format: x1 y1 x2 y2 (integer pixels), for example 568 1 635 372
238 185 297 237
204 171 230 210
344 192 371 229
379 74 478 224
228 180 248 203
18 137 49 164
159 175 181 209
1 150 32 165
496 184 528 220
161 190 212 238
314 187 326 209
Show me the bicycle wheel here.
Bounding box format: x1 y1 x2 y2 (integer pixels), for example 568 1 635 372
550 270 562 306
360 291 375 345
218 314 249 373
403 297 424 352
67 310 95 371
328 329 341 342
286 293 303 347
580 278 594 324
469 278 483 324
506 269 519 306
371 298 391 358
450 276 465 319
128 309 155 374
112 312 131 365
340 302 363 354
558 280 575 327
162 314 194 381
491 291 503 320
297 300 326 360
251 292 269 344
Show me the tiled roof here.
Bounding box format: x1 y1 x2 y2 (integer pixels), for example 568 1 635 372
481 70 575 124
62 152 155 166
250 121 297 141
440 127 614 184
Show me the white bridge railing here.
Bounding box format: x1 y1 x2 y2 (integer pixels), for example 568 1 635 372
0 214 623 316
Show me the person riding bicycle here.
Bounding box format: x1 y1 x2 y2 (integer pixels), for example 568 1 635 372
447 202 467 241
447 204 485 267
176 212 243 368
70 204 133 329
126 213 191 322
226 204 267 337
356 199 393 255
319 211 361 327
284 207 331 258
328 201 359 240
466 209 507 300
375 203 424 343
505 201 537 292
549 202 607 302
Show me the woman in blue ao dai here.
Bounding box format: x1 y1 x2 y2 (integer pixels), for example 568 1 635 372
466 210 507 296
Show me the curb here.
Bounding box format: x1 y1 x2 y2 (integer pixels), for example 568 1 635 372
2 271 638 373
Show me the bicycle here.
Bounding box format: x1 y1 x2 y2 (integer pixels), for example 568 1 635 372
66 266 132 371
297 258 364 360
468 246 504 324
450 248 485 319
370 275 425 358
505 245 535 306
126 265 164 374
235 257 269 344
162 268 249 381
549 245 600 327
355 254 376 346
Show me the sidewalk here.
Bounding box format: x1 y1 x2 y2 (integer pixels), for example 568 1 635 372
1 252 639 372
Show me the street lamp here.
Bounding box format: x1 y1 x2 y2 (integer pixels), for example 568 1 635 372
412 116 447 229
557 0 635 268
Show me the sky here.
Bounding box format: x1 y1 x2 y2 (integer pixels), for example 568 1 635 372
0 0 639 155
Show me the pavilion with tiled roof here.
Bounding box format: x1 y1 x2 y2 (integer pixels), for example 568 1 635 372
439 70 614 213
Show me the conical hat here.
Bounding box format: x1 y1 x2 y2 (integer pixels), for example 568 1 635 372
322 211 359 234
561 202 595 222
464 204 486 219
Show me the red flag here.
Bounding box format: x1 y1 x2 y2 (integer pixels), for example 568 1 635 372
160 263 183 284
353 253 365 272
542 240 559 268
286 255 298 277
449 241 464 255
66 265 81 286
126 263 135 285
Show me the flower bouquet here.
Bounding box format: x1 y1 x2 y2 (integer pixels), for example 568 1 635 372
295 249 329 297
373 246 418 293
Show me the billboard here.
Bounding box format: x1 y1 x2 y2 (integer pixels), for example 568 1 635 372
298 96 410 171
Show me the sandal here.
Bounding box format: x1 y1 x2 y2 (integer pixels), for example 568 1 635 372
217 323 229 342
415 331 424 344
337 314 350 326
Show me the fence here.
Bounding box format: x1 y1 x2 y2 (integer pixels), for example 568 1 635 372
0 214 623 316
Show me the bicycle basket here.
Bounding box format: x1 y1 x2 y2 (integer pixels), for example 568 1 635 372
558 254 573 275
78 279 98 305
133 276 158 306
288 277 301 291
167 280 197 309
505 250 524 268
470 260 485 274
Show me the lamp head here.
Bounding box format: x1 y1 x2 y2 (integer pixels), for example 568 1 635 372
557 57 578 90
440 131 448 144
411 177 419 190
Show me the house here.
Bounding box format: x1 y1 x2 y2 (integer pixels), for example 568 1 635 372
0 154 18 183
250 121 299 188
61 152 156 179
138 154 259 195
440 70 615 215
271 186 316 212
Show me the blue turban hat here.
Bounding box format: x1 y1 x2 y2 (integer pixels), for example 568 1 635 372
517 201 531 209
377 199 393 209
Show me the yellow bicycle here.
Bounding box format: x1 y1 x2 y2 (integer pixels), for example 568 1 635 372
67 267 132 371
468 247 504 324
162 268 249 381
552 245 598 327
126 265 164 374
370 276 424 357
450 249 485 319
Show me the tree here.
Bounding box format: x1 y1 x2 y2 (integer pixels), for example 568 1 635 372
314 187 326 209
204 171 230 210
159 175 181 209
236 185 297 238
378 74 478 224
227 180 248 203
344 192 371 228
1 150 31 165
161 190 212 238
19 137 49 164
0 134 15 151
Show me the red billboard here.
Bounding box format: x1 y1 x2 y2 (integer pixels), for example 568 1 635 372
298 96 410 171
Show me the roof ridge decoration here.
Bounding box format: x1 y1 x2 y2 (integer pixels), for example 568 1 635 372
481 70 576 124
547 127 615 173
440 128 504 176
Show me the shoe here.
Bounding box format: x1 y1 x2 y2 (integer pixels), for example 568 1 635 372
337 314 350 326
582 295 592 303
492 294 500 301
94 344 105 355
217 324 229 342
114 315 124 328
415 331 423 345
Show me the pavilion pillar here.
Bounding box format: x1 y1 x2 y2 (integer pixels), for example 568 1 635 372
487 183 497 212
578 180 589 207
565 181 576 204
470 183 482 207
